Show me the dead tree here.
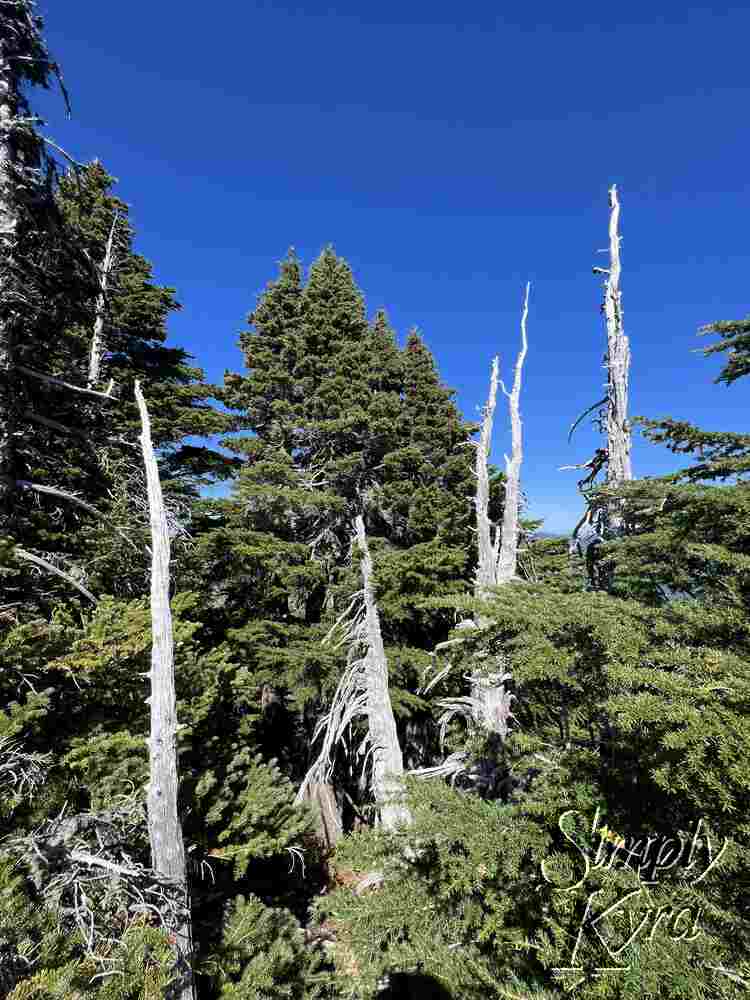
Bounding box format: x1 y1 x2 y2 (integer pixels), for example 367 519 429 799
416 288 529 788
136 379 196 1000
496 282 530 583
297 516 410 831
565 185 633 547
464 286 529 749
473 284 530 592
600 184 632 489
355 515 410 830
474 356 500 594
88 210 119 386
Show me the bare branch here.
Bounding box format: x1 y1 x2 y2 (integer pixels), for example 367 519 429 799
17 479 101 517
17 364 117 400
567 396 607 444
14 547 97 603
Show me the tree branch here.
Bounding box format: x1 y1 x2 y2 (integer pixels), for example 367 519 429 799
17 364 116 400
14 547 96 603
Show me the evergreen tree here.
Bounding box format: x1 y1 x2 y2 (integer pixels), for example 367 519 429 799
197 251 479 820
703 313 750 386
4 160 238 608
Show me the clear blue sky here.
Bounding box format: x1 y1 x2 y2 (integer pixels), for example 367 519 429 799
35 2 749 533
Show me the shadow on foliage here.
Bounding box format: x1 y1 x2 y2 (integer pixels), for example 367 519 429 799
377 972 453 999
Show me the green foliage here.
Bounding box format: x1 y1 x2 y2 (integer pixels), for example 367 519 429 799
702 314 750 386
207 894 319 999
197 751 311 878
327 771 748 999
0 854 175 1000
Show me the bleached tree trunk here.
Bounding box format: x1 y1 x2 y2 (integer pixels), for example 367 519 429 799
136 380 196 1000
355 515 411 830
0 41 18 509
475 357 500 593
496 283 530 582
87 211 118 386
601 185 632 489
469 286 529 740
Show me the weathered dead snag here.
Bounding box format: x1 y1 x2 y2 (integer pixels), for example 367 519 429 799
88 210 120 386
601 184 632 490
565 185 633 548
136 379 196 1000
473 283 530 594
416 286 529 788
297 515 410 832
496 282 530 584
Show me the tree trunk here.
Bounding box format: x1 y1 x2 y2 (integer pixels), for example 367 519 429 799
496 283 530 583
475 357 500 593
302 780 343 850
136 380 196 1000
355 515 411 830
470 286 529 740
88 211 118 386
0 42 18 512
603 185 632 491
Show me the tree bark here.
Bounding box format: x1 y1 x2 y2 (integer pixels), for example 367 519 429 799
603 185 632 490
496 283 530 583
135 379 196 1000
475 357 500 594
302 780 343 850
469 286 529 741
88 210 118 386
355 515 411 830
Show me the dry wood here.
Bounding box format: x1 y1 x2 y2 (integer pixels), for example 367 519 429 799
297 518 410 831
602 184 632 489
466 286 530 742
17 364 116 400
496 282 530 583
88 210 118 386
475 357 500 593
302 780 343 850
135 379 196 1000
14 547 96 603
16 479 101 518
356 514 411 830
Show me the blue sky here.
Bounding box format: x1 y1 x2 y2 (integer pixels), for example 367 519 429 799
35 2 749 533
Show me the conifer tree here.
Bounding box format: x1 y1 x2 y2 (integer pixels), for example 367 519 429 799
202 250 479 830
703 313 750 386
6 160 238 607
0 0 97 606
